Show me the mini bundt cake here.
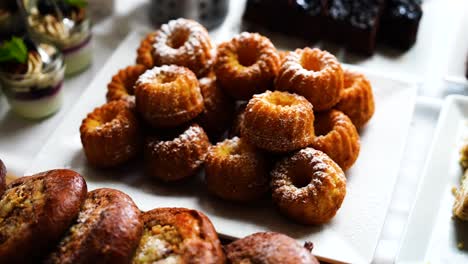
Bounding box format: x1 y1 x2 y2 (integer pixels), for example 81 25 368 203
275 47 344 111
205 137 269 202
106 64 147 107
214 32 280 99
335 68 375 129
0 170 87 263
196 73 236 140
132 208 225 264
136 18 214 77
241 91 315 153
225 232 320 264
46 188 143 264
144 124 210 182
136 32 157 68
271 148 346 225
311 110 360 171
135 65 204 128
80 100 141 168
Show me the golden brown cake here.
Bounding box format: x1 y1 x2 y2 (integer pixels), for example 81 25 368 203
135 65 204 128
335 69 375 129
80 100 141 168
145 124 210 182
454 170 468 221
460 143 468 170
136 32 157 69
271 148 346 225
0 170 87 263
136 18 214 77
106 64 147 108
196 73 236 140
311 110 360 171
46 188 143 264
241 91 315 153
132 208 225 264
214 32 280 99
275 47 344 111
205 137 269 202
225 232 320 264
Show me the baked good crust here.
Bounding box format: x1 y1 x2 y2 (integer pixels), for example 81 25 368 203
0 169 87 263
271 148 346 225
46 188 143 264
205 137 269 202
106 64 147 107
214 32 280 99
145 124 210 182
133 207 225 264
136 19 214 77
241 91 315 153
135 65 204 128
225 232 320 264
311 110 360 171
275 47 344 111
80 100 141 168
335 69 375 129
136 32 157 69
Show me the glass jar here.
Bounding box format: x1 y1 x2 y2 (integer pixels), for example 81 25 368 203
0 43 65 119
22 0 92 76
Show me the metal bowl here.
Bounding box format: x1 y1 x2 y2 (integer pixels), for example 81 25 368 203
149 0 229 29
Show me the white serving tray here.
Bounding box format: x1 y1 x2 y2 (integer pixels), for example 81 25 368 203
444 2 468 86
27 31 417 263
397 95 468 264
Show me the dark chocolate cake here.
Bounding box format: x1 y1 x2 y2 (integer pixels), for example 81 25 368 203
379 0 423 50
243 0 326 42
243 0 423 55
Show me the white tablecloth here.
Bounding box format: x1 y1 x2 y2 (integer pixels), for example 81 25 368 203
1 0 467 263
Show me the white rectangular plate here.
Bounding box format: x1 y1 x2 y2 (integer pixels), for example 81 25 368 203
444 2 468 85
27 31 417 263
397 95 468 263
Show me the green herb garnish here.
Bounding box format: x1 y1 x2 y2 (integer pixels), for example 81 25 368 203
64 0 88 8
0 37 28 64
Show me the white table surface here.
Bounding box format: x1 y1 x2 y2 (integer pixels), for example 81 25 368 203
1 0 467 263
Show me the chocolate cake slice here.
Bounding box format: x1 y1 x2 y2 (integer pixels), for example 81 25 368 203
379 0 423 50
324 0 351 44
325 0 385 55
244 0 326 41
346 0 386 55
288 0 327 42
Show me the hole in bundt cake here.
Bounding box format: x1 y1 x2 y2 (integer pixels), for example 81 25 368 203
218 141 241 156
237 45 258 67
158 73 178 84
301 51 322 72
291 172 310 189
167 28 190 49
93 108 120 128
267 92 296 107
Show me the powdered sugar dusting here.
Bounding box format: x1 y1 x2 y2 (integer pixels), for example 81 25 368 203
271 148 338 202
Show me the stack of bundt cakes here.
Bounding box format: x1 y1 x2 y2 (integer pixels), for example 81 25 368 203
0 168 320 263
79 18 375 225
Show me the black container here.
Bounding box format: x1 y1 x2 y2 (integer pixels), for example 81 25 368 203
149 0 229 29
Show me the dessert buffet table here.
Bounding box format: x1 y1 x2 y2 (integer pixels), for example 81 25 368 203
1 0 468 263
